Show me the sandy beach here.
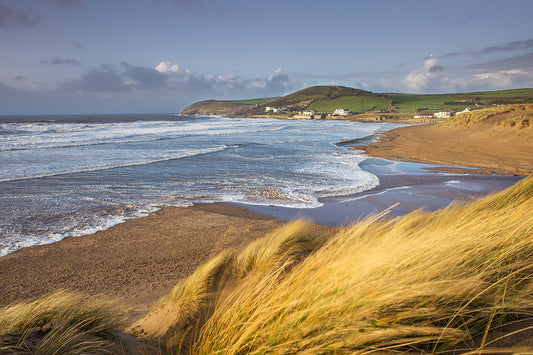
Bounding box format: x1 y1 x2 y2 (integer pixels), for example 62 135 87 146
356 122 533 175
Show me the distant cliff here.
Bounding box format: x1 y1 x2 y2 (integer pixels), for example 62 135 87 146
180 100 249 116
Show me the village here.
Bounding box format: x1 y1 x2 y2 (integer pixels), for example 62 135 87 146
263 105 473 121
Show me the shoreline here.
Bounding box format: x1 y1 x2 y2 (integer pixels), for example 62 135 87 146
0 204 287 316
0 161 521 314
1 117 530 318
241 159 522 225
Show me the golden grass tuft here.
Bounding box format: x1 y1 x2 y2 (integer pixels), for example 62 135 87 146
135 176 533 354
495 112 532 129
0 291 127 354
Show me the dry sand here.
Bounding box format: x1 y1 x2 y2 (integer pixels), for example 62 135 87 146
0 204 285 318
356 123 533 175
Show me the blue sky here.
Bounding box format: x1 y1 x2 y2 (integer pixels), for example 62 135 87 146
1 0 532 114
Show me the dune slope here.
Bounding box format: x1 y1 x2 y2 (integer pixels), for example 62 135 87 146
132 176 533 354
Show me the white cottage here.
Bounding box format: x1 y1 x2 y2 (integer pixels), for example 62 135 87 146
333 108 351 116
434 111 452 119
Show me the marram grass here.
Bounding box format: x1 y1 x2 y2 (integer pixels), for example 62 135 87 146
444 103 533 126
137 176 533 354
0 291 126 354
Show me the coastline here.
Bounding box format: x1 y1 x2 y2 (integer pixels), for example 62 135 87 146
1 117 529 320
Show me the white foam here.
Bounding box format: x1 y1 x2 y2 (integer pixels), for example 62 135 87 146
0 202 194 257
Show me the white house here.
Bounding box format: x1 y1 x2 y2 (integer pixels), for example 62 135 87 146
333 108 351 116
303 109 317 116
434 111 452 119
266 106 287 113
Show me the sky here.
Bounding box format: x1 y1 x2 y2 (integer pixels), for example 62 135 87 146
1 0 532 114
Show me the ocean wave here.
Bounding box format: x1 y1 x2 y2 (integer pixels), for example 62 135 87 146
0 145 232 182
0 119 292 152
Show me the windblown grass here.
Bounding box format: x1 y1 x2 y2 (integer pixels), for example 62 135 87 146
444 104 533 126
0 291 126 354
130 222 333 351
495 112 533 129
135 176 533 354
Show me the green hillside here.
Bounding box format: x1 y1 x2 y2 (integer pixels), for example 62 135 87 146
265 85 378 108
180 86 533 118
228 97 282 106
179 100 248 116
385 89 533 113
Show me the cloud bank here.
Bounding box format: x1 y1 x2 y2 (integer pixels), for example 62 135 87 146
57 61 297 98
0 61 299 114
2 38 532 114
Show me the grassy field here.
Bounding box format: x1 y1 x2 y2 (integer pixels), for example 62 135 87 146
228 97 282 106
131 176 533 354
468 89 533 105
308 95 391 112
384 93 474 112
384 89 533 113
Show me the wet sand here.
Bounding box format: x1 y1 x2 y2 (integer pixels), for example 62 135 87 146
0 204 285 317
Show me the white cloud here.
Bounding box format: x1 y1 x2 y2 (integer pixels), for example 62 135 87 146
155 61 181 74
401 56 451 92
472 69 533 89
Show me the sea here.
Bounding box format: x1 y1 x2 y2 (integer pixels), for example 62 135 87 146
0 114 522 256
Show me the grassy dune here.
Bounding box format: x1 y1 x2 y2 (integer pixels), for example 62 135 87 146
130 176 533 354
444 103 533 127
